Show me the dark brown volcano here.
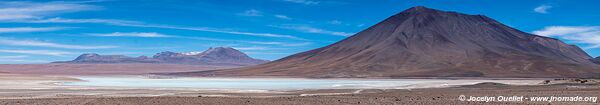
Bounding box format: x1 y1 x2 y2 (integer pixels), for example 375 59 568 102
177 6 600 78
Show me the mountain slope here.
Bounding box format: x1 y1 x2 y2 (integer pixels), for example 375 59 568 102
176 6 600 78
54 47 269 66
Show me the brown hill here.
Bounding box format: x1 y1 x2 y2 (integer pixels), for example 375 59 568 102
174 6 600 78
54 47 269 66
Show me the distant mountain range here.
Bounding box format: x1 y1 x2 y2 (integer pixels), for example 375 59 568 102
174 6 600 78
54 47 269 66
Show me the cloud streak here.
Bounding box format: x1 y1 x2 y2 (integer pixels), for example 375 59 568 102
274 15 292 20
176 35 311 46
232 46 269 51
0 55 28 59
0 27 67 33
328 20 342 25
86 32 311 47
25 17 141 25
533 26 600 49
114 23 305 40
0 1 99 21
270 24 355 36
0 1 304 40
534 5 552 14
23 17 305 40
0 38 118 49
242 41 311 46
237 9 262 17
0 49 71 56
281 0 319 5
89 32 174 37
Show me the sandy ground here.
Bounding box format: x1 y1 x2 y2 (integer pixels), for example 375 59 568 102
1 84 599 105
0 73 598 105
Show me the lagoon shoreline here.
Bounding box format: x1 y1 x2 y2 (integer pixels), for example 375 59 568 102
1 73 599 105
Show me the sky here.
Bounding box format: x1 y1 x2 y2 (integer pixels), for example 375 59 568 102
0 0 599 64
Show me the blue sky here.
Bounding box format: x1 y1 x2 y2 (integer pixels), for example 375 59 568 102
0 0 599 64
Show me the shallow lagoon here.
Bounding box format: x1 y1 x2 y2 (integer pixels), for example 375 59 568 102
63 76 539 90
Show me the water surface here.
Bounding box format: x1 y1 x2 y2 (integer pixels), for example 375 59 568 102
63 76 538 90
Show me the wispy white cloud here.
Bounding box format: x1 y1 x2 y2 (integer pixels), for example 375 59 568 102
327 20 364 27
116 23 305 40
282 0 319 5
357 24 365 27
274 15 292 20
242 41 311 46
0 38 117 49
0 55 28 59
533 26 597 37
85 31 310 47
0 1 302 40
534 4 552 14
182 36 311 46
233 46 269 51
0 1 99 21
52 0 114 4
25 17 141 25
244 52 291 55
280 42 311 46
0 27 67 33
0 49 71 56
239 9 291 20
20 17 304 40
328 20 342 25
89 32 173 37
18 17 306 40
270 24 355 36
533 26 600 49
1 1 304 41
237 9 262 17
232 46 292 51
0 1 135 27
0 14 36 20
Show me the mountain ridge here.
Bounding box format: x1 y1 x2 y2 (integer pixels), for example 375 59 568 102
54 47 269 66
173 6 600 78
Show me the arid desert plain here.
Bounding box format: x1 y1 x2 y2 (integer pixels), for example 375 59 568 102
2 1 600 105
0 64 599 105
